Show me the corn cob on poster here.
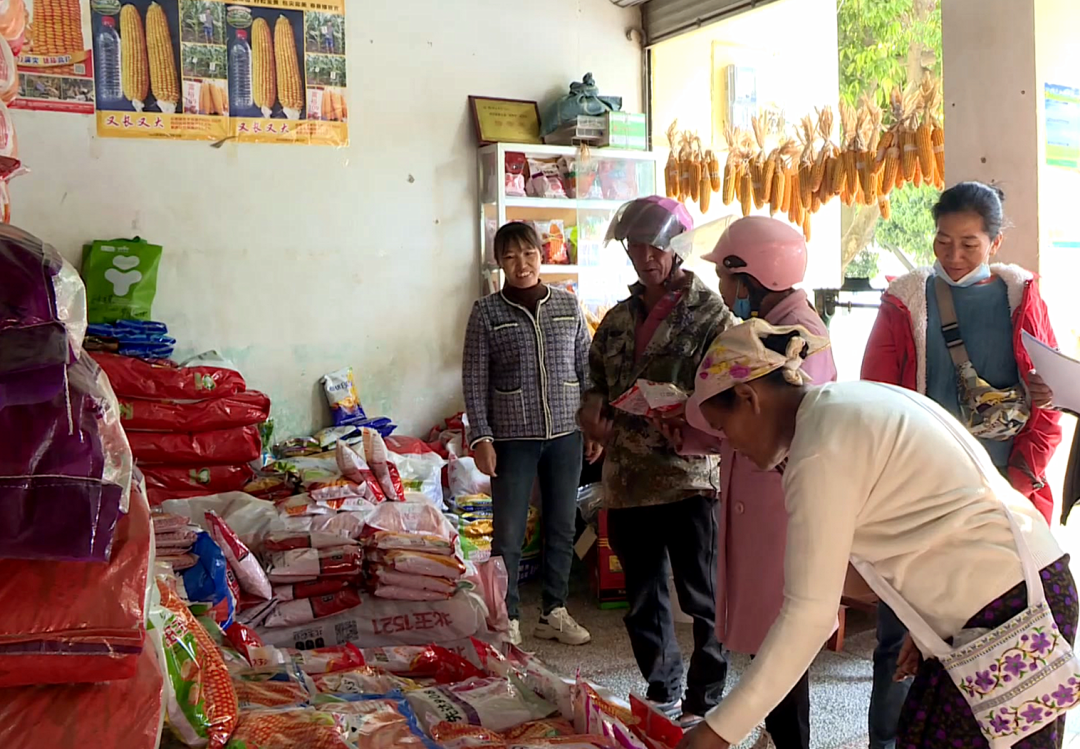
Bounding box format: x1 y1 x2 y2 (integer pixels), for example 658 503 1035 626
90 0 347 144
12 0 97 114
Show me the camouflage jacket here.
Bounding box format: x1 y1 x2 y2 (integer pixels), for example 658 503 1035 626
586 272 738 509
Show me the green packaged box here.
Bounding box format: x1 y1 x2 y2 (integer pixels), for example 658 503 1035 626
603 112 648 150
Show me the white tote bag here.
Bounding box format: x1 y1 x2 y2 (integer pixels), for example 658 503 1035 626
853 505 1080 748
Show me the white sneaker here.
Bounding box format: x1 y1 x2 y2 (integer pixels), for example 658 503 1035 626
534 607 591 645
507 619 522 646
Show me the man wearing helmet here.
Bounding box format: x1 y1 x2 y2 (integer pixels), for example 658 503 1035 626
579 196 738 726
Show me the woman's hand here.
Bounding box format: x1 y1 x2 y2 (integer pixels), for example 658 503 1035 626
894 634 922 681
1027 370 1054 409
584 438 604 464
578 395 613 444
676 723 730 749
473 441 497 477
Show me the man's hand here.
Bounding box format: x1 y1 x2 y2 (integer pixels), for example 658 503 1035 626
578 395 613 444
894 634 922 681
651 413 686 452
473 440 497 477
676 723 730 749
1027 369 1054 409
584 438 604 464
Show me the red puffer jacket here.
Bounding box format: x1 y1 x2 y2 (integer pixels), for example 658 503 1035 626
861 264 1062 523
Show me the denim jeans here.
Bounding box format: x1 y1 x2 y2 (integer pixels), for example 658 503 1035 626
490 432 582 620
869 602 912 749
607 495 728 716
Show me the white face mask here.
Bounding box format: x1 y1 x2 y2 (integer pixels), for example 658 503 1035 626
934 260 992 288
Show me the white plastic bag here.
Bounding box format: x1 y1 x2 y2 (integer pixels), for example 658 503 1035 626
449 456 490 498
390 451 447 507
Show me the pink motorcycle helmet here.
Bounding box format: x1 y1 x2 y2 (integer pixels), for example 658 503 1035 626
701 216 808 291
605 196 694 256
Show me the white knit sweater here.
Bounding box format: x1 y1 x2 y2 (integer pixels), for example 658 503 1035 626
705 381 1063 744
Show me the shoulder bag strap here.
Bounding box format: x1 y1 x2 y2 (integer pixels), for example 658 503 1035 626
933 276 973 370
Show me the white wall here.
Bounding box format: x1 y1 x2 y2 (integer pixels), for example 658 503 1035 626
11 0 643 438
648 0 841 292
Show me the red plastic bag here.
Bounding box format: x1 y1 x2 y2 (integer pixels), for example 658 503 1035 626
92 352 246 400
142 464 255 493
385 435 437 455
119 390 270 431
0 482 152 687
360 644 485 684
0 639 164 749
127 424 262 465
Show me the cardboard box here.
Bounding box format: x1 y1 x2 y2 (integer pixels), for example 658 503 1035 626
601 112 647 150
588 510 627 609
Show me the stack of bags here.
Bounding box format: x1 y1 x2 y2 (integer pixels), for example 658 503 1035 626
90 351 270 505
0 225 162 748
363 502 466 602
152 511 198 570
84 319 176 360
262 531 365 630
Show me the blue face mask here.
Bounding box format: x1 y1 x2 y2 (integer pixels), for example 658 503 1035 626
934 260 991 288
734 296 753 320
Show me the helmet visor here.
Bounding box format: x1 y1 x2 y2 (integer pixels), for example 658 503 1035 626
604 199 691 253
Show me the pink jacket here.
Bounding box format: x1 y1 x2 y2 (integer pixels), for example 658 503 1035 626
682 290 837 654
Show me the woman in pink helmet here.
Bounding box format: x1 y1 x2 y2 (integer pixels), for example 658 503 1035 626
677 216 837 749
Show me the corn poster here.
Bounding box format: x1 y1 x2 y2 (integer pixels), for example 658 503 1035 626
11 0 97 114
91 0 348 145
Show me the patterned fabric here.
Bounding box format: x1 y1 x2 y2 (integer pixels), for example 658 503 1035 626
684 318 830 439
586 272 738 509
898 556 1079 749
462 286 589 446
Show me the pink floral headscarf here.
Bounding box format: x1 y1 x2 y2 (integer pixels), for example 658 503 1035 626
685 318 831 437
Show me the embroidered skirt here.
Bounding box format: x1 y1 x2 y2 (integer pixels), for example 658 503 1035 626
898 556 1078 749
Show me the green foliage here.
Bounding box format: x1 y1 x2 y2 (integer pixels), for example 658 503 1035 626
846 248 879 279
837 0 941 112
875 184 940 266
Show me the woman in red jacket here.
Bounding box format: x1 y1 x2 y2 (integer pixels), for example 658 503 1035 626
860 181 1060 749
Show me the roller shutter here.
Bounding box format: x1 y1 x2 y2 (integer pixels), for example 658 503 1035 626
643 0 781 44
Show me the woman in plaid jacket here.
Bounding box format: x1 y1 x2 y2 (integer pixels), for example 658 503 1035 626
462 222 601 647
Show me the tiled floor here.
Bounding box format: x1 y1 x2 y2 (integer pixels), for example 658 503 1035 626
517 566 878 749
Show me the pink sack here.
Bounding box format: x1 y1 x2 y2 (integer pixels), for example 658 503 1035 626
206 511 272 600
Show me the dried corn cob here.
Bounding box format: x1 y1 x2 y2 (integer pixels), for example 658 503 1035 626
722 155 737 205
769 157 785 215
788 170 802 224
679 132 692 201
750 115 769 209
252 17 277 116
879 195 891 221
323 89 338 120
707 149 721 192
34 0 83 55
739 168 752 217
797 116 816 209
120 5 148 111
210 83 227 115
665 121 680 198
917 77 938 182
699 167 711 213
932 118 945 186
802 212 812 242
146 3 178 113
811 107 834 193
913 158 923 188
199 80 213 114
275 16 303 117
761 151 776 204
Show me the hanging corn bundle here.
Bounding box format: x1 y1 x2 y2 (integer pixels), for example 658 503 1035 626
919 77 945 189
721 127 738 206
837 103 859 206
797 116 816 211
679 131 694 201
810 107 835 205
695 136 713 214
748 115 769 211
664 120 680 199
706 145 722 194
857 96 883 206
899 87 921 186
877 88 904 197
